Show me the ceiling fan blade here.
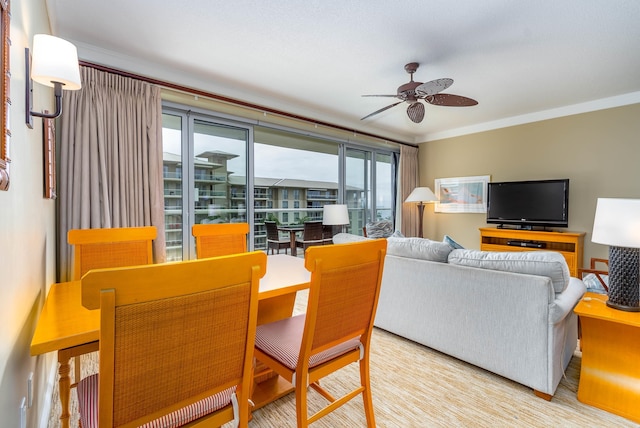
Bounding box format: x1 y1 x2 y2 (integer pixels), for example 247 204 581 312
406 102 425 123
425 93 478 107
415 78 453 97
361 101 403 120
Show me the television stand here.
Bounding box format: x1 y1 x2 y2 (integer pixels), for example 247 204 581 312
479 227 585 277
496 224 555 232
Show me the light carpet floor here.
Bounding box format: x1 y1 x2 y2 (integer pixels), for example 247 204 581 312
49 290 638 427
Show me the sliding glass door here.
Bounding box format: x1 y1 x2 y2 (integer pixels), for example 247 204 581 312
162 110 250 261
345 147 396 234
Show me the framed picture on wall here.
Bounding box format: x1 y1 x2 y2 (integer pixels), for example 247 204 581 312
434 175 490 213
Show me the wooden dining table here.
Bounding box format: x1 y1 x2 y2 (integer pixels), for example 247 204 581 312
30 254 310 428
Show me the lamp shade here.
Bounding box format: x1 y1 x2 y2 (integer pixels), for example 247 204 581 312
323 204 349 225
405 187 438 203
592 198 640 248
31 34 82 90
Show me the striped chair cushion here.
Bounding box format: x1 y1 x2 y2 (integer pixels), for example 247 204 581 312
77 373 236 428
255 314 361 370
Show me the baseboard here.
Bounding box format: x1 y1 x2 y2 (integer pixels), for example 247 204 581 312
38 361 58 428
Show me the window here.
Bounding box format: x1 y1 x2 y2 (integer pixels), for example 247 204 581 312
162 103 398 256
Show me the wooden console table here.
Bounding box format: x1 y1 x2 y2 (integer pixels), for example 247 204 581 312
574 292 640 424
479 228 584 277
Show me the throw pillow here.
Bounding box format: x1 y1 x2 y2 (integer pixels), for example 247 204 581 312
365 220 394 238
443 234 464 249
387 237 453 263
448 249 571 293
582 273 608 294
391 230 405 238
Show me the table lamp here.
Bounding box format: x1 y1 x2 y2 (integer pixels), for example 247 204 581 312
591 198 640 311
323 204 349 233
405 187 438 238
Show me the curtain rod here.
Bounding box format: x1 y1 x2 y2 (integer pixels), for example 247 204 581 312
79 61 416 148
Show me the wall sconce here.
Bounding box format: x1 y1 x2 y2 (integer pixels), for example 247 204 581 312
25 34 81 128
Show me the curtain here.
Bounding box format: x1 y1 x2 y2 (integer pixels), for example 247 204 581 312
398 145 419 237
57 66 166 282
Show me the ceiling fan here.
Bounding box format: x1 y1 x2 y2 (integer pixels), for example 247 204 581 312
361 62 478 123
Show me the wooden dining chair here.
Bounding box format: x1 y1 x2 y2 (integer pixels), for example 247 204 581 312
254 238 387 427
294 221 324 253
192 223 249 258
68 226 157 280
67 226 157 389
77 251 266 428
265 221 290 254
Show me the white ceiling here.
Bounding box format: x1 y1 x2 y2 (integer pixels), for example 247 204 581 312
46 0 640 144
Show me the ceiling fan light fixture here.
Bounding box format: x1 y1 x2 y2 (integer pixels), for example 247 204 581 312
407 102 425 123
360 63 477 123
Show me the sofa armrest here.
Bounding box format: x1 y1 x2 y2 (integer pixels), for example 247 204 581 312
549 277 587 324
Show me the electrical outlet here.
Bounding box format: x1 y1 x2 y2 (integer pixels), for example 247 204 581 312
20 397 27 428
28 372 34 408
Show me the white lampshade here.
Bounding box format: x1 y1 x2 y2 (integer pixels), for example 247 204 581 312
405 187 438 203
592 198 640 248
31 34 82 90
323 204 349 225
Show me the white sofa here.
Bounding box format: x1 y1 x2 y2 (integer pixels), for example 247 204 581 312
333 233 586 399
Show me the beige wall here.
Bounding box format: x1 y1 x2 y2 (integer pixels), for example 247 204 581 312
0 1 57 427
418 103 640 268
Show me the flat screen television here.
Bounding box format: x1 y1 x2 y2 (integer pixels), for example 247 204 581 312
486 179 569 229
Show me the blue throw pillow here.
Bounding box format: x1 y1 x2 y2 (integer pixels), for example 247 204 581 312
443 234 464 250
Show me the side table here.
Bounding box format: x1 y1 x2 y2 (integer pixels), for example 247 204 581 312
574 292 640 424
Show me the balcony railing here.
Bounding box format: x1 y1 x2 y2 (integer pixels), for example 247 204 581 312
163 172 182 179
194 173 227 182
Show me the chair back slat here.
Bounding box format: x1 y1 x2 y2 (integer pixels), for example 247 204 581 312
192 223 249 258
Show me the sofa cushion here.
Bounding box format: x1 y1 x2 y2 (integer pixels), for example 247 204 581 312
332 232 370 244
387 237 453 263
448 249 570 293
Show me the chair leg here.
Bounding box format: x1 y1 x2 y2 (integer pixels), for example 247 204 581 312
296 378 309 428
360 358 376 428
